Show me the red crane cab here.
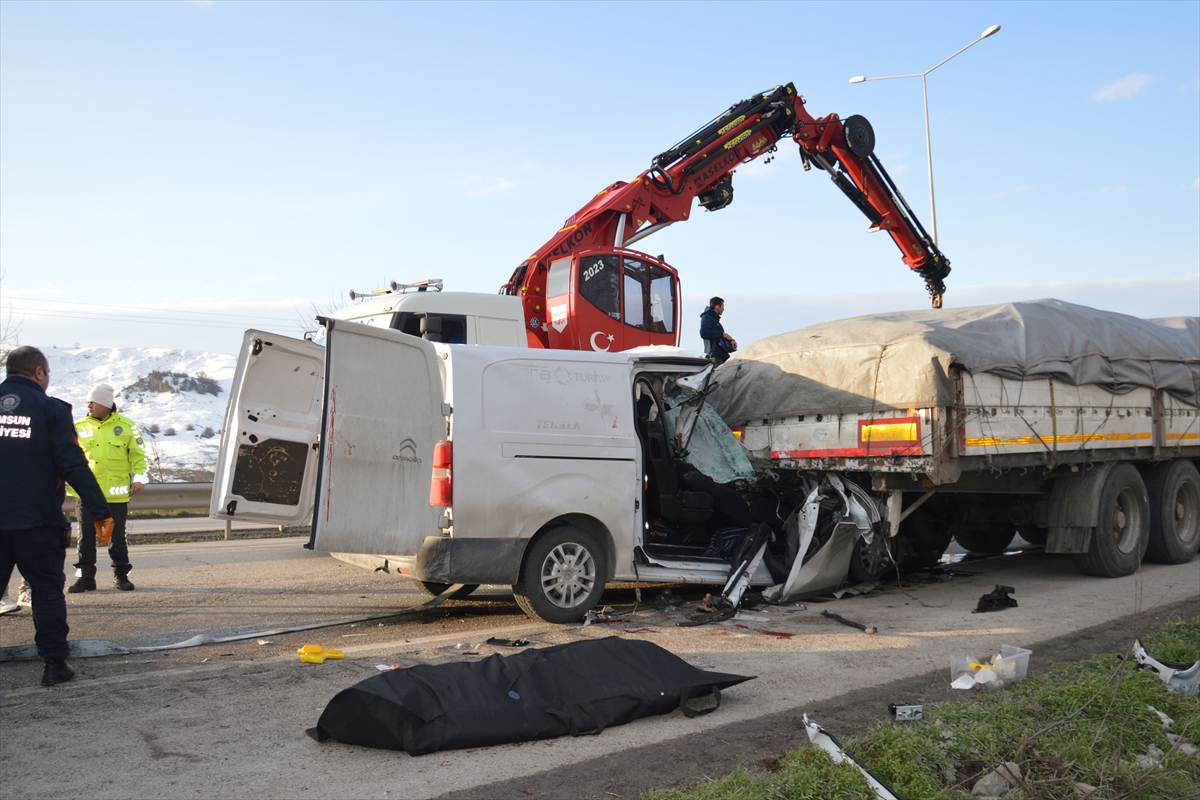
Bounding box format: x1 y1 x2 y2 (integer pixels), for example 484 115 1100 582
530 248 680 351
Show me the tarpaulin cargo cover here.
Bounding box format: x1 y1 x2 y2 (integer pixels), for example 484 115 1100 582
708 299 1200 421
307 637 754 754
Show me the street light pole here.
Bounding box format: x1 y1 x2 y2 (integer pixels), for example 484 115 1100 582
850 24 1001 246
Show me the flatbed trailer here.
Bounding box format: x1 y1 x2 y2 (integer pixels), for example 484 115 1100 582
711 300 1200 579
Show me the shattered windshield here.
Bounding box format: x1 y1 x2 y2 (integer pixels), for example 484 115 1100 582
661 374 755 485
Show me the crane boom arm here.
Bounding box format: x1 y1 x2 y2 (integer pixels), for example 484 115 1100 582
503 83 951 346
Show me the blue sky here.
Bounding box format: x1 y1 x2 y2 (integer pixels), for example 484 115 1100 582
2 0 1197 354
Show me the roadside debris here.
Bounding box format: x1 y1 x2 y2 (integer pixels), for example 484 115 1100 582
298 644 344 664
1147 704 1173 728
678 594 737 627
802 714 903 800
973 585 1018 613
308 637 754 754
821 610 877 635
1133 638 1200 696
832 581 878 599
655 589 684 611
485 637 530 647
971 761 1021 798
951 645 1031 690
1134 744 1168 770
889 703 923 721
583 606 628 625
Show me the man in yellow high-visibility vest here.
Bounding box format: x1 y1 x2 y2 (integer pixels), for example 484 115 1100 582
67 384 147 592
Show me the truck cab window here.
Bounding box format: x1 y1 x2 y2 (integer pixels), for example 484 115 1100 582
579 255 620 320
393 313 468 344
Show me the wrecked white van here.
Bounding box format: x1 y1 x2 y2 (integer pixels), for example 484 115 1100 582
211 320 874 622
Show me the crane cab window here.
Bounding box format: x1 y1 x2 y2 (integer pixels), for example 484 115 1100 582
579 255 620 320
546 258 571 298
623 258 648 329
621 259 674 334
648 265 674 334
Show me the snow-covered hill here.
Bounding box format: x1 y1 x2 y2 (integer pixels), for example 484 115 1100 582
4 347 237 482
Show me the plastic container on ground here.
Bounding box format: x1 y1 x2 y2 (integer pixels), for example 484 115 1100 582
950 645 1031 690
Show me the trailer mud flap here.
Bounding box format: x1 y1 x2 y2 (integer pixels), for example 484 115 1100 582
1046 463 1117 553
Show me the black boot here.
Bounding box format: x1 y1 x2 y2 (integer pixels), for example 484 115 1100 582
42 658 75 686
114 574 135 591
67 577 96 593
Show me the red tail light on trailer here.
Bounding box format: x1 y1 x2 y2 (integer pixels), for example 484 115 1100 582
429 440 453 507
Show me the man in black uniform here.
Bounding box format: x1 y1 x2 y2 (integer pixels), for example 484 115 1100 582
0 346 113 686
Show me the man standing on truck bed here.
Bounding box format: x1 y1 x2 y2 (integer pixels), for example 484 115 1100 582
0 346 113 686
700 297 737 365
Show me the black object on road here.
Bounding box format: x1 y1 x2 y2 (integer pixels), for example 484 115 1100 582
973 584 1018 613
485 637 530 647
821 609 877 634
307 637 754 754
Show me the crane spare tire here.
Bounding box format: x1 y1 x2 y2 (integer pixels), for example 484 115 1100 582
1074 463 1150 577
842 115 876 159
514 526 607 624
1143 459 1200 564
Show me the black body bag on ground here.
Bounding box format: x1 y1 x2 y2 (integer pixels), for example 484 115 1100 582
307 636 754 754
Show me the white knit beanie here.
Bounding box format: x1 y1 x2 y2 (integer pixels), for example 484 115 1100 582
87 384 115 407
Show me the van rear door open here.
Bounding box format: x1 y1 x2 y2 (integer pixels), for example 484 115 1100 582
310 320 445 557
211 330 326 525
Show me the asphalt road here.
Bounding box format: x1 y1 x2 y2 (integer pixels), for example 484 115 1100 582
1 537 1197 800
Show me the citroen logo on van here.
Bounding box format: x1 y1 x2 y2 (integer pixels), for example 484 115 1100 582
393 437 422 464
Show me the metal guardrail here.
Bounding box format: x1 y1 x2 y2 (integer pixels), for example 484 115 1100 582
64 482 214 512
130 482 214 512
63 483 278 541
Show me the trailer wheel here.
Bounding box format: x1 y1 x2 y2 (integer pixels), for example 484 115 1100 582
1016 525 1047 547
952 525 1016 556
1074 463 1150 577
412 581 479 600
1143 460 1200 564
513 526 606 624
849 533 894 583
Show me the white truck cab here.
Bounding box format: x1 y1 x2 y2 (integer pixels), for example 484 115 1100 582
323 278 527 347
211 319 840 622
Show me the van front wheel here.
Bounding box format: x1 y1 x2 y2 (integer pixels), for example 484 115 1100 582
513 527 606 624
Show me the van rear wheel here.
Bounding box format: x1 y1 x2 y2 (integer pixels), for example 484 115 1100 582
413 581 479 600
1143 459 1200 564
513 526 606 624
